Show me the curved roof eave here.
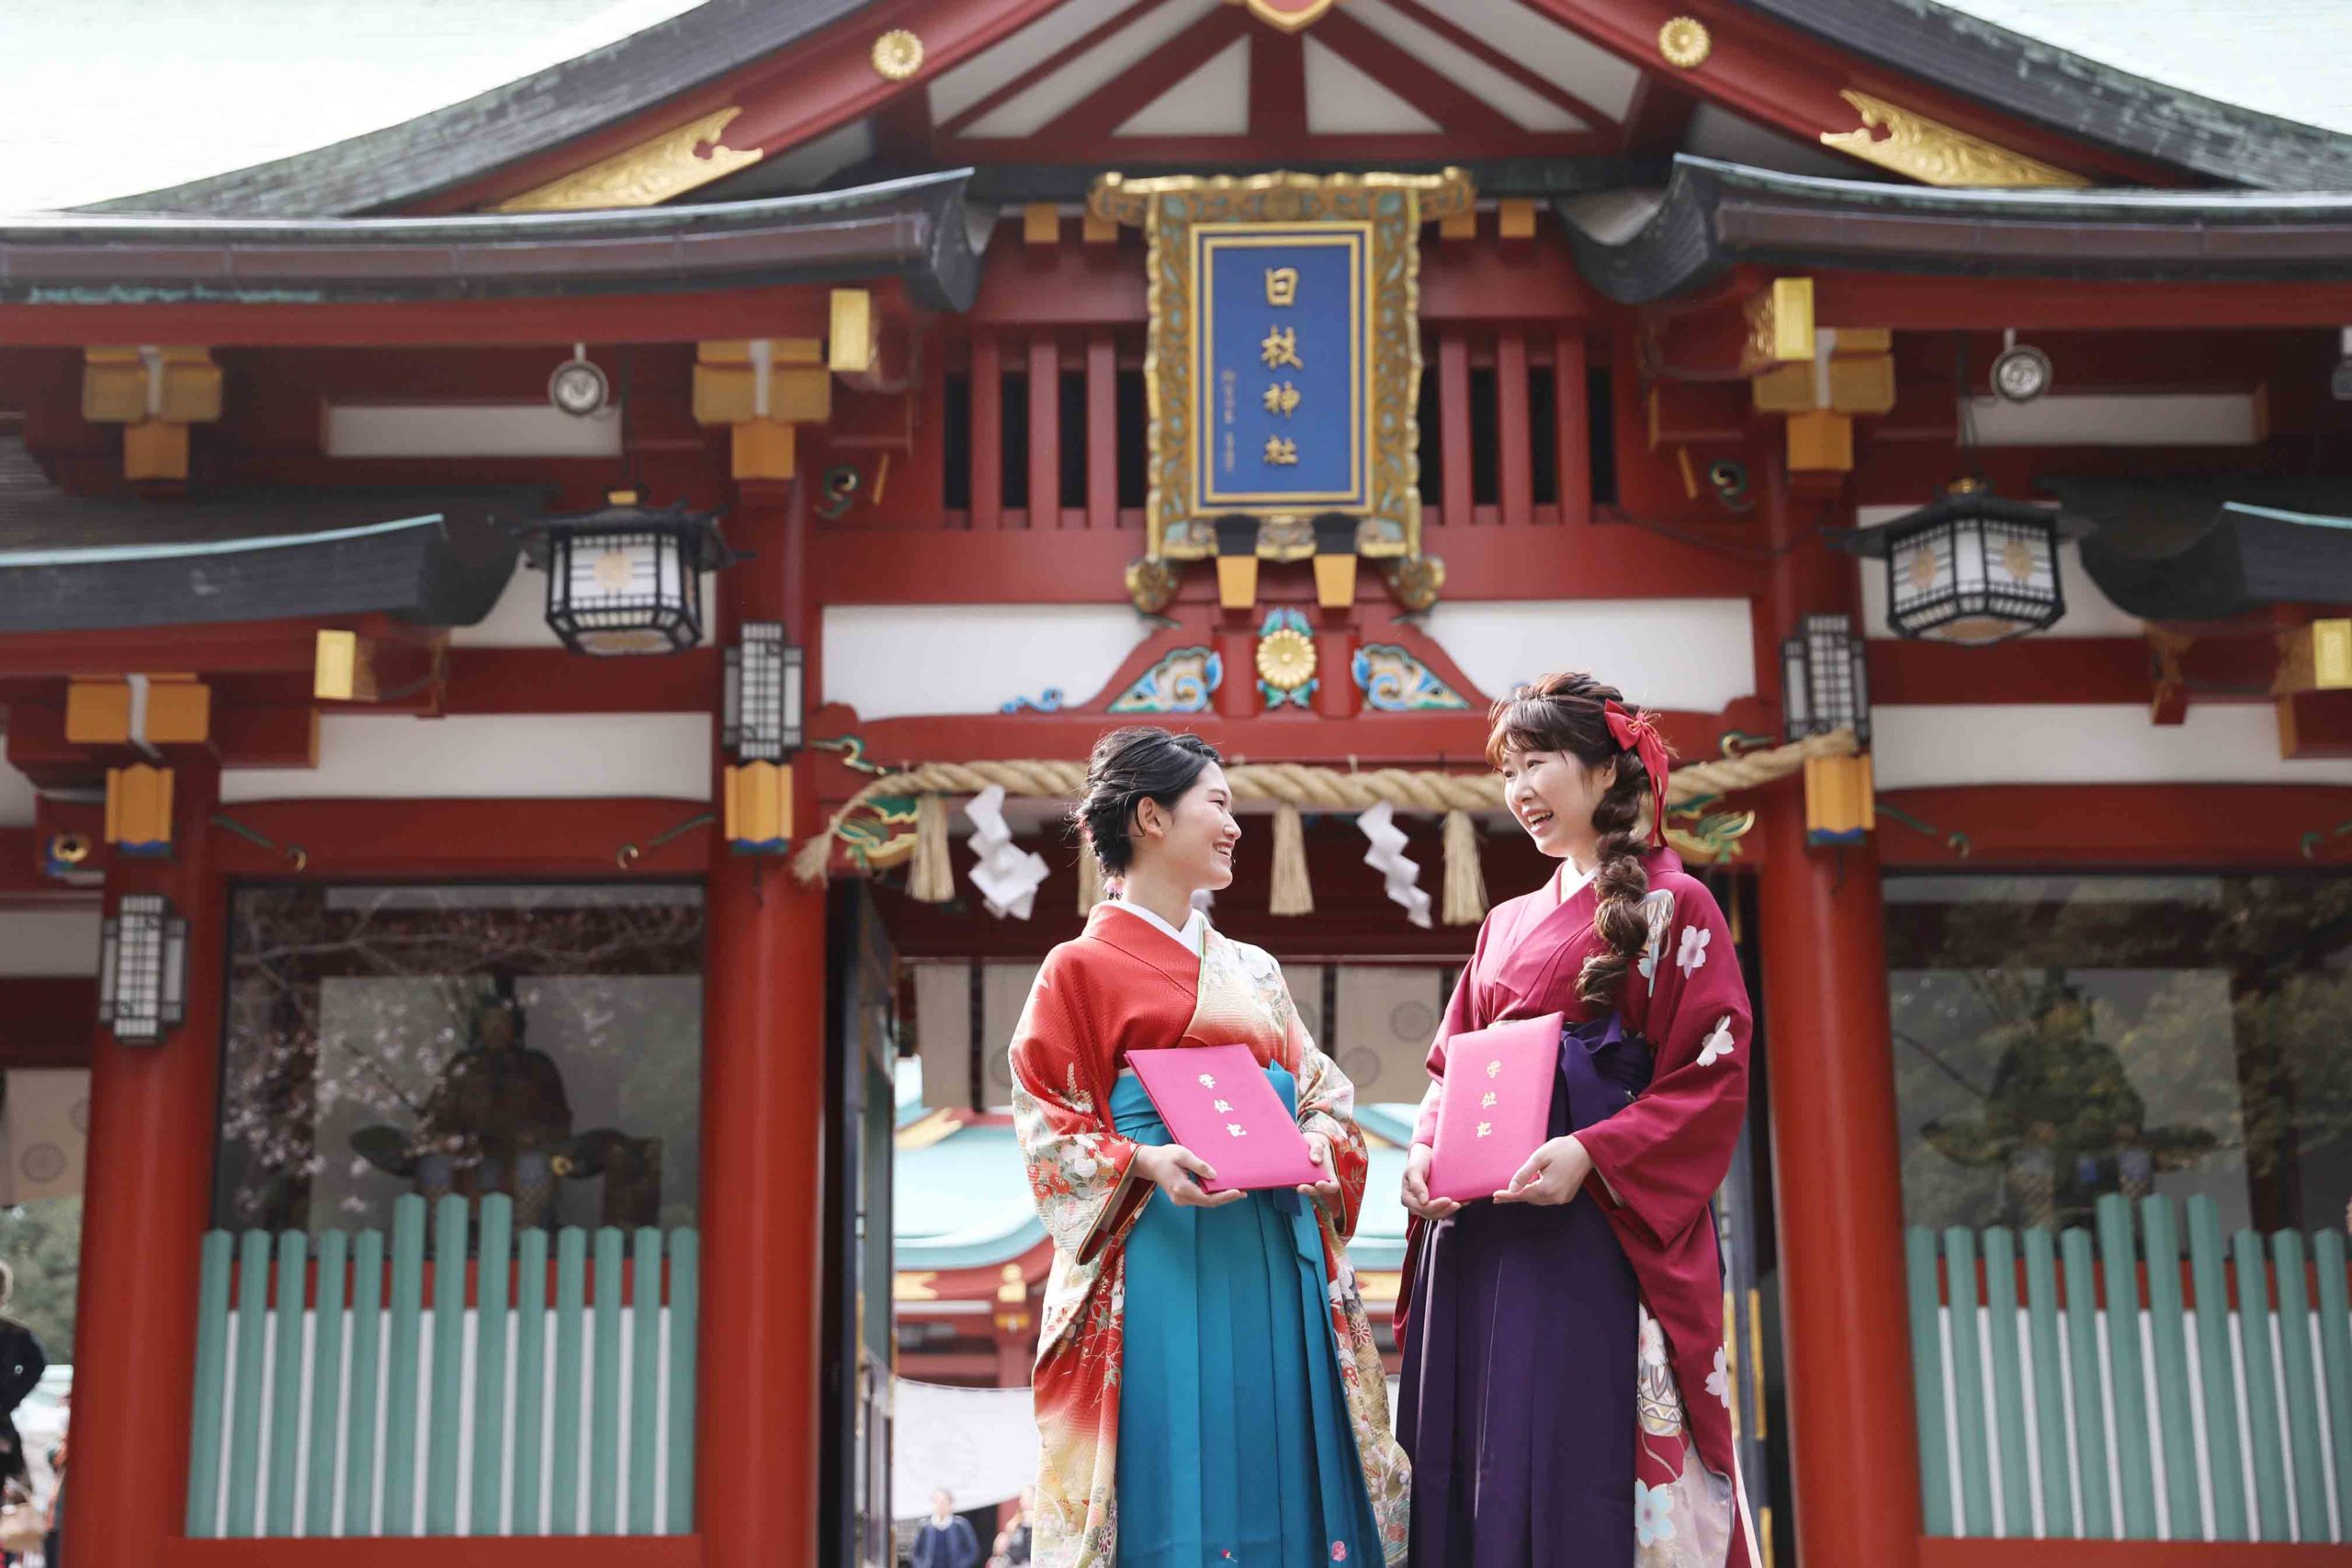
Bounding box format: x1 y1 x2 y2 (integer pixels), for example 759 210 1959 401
1558 155 2352 304
75 0 879 219
1738 0 2352 191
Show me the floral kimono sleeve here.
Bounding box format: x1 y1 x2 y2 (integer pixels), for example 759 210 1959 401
1291 1008 1372 1242
1008 950 1146 1267
1577 876 1751 1250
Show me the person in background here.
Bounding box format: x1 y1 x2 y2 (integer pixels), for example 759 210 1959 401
0 1267 44 1504
912 1488 979 1568
1001 1485 1035 1565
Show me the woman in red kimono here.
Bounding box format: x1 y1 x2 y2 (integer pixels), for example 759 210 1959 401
1395 671 1759 1567
1009 727 1409 1567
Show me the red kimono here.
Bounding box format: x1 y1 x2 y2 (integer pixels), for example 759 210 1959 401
1008 902 1411 1566
1400 848 1759 1566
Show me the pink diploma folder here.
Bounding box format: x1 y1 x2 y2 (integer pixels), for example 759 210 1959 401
1428 1012 1564 1202
1126 1043 1323 1195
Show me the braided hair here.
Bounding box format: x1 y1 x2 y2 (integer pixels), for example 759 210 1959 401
1485 671 1669 1009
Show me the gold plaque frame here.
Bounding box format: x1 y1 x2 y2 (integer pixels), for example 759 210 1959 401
1088 170 1474 574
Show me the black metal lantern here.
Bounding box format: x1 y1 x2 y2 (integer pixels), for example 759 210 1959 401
532 492 737 656
1842 481 2087 646
97 892 187 1045
1781 613 1870 746
723 620 806 761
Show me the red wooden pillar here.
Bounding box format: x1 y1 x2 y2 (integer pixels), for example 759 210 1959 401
1758 455 1922 1567
73 752 225 1568
700 479 829 1567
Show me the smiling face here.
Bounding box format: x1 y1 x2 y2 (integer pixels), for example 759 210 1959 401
1498 744 1617 863
1130 760 1240 893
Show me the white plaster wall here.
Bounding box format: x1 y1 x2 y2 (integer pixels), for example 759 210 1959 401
0 756 36 829
1872 704 2352 788
1856 505 2141 639
821 604 1154 720
220 714 710 802
0 907 101 976
1418 598 1757 711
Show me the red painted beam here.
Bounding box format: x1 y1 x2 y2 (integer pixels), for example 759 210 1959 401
1876 784 2352 868
1871 636 2279 709
1815 272 2352 333
443 647 718 715
0 282 847 349
0 978 96 1066
202 797 714 878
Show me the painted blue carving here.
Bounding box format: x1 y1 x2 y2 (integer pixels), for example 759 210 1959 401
1352 643 1469 712
1108 648 1221 714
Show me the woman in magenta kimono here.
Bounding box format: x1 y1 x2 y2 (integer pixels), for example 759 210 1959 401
1395 671 1759 1567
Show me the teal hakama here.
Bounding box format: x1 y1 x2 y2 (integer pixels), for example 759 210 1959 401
1111 1064 1382 1567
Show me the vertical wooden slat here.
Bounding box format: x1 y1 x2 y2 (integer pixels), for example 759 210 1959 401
2188 1198 2249 1540
1944 1227 1994 1534
226 1229 272 1539
1496 331 1532 528
1085 329 1118 530
630 1226 662 1531
382 1194 426 1536
425 1195 468 1534
186 1230 234 1538
2233 1228 2291 1541
1438 330 1471 527
343 1228 385 1537
2141 1199 2201 1540
473 1195 513 1537
591 1227 625 1533
666 1229 698 1536
266 1230 308 1535
1029 331 1059 528
552 1227 588 1536
2023 1227 2075 1538
2062 1227 2115 1538
1981 1228 2030 1531
2096 1193 2159 1538
306 1230 347 1540
513 1226 550 1537
1905 1226 1952 1535
1551 333 1589 525
2271 1230 2327 1540
970 333 1003 531
2312 1230 2352 1541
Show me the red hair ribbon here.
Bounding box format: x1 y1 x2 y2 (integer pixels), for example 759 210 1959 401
1604 700 1671 849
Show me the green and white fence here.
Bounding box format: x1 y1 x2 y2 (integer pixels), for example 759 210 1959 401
1907 1192 2351 1542
187 1193 697 1538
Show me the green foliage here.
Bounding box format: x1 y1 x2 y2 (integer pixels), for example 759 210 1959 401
0 1197 79 1363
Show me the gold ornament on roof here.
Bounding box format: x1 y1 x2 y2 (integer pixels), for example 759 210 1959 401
1257 626 1317 693
1820 90 2090 188
497 106 762 212
1657 17 1712 70
872 28 924 81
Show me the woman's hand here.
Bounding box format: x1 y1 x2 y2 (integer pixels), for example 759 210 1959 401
1296 1132 1344 1207
1495 1134 1593 1206
1399 1143 1462 1221
1134 1142 1247 1208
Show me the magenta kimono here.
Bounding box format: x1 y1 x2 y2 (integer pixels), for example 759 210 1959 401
1396 847 1758 1566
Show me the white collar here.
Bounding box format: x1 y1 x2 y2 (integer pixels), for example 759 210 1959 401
1110 896 1208 955
1555 858 1600 907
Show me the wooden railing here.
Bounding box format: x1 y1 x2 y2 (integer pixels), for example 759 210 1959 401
864 324 1602 534
1907 1194 2352 1543
186 1193 697 1539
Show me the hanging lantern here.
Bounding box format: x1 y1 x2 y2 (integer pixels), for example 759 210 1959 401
1781 613 1870 745
533 491 737 656
97 892 188 1045
1843 481 2085 645
722 621 806 761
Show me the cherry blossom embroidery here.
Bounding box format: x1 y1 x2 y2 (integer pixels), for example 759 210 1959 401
1331 1543 1350 1562
1696 1016 1736 1067
1634 1480 1679 1548
1707 1344 1731 1406
1638 1310 1668 1370
1676 922 1712 977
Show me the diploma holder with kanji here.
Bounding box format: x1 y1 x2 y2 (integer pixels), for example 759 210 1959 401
1125 1043 1325 1194
1427 1011 1565 1202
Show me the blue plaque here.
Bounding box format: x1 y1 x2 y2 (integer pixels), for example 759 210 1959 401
1191 223 1371 511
